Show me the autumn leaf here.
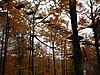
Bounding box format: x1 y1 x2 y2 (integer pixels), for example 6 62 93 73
78 17 88 25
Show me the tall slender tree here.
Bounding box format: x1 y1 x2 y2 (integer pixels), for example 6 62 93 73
89 0 100 66
69 0 83 75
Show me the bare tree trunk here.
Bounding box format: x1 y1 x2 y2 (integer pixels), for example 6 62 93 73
69 0 83 75
2 11 9 75
52 42 56 75
90 0 100 66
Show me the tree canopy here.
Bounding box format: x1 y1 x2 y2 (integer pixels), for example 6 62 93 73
0 0 100 75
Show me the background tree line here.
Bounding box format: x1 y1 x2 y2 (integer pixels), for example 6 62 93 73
0 0 100 75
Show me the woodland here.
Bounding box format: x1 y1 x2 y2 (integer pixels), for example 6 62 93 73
0 0 100 75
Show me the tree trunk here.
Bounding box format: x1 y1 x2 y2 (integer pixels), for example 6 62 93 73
69 0 83 75
2 5 9 75
90 0 100 66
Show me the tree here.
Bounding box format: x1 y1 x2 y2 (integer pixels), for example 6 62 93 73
69 0 83 75
0 0 100 75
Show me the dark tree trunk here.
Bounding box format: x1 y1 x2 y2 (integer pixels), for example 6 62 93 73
90 0 100 66
69 0 83 75
2 11 9 75
52 41 56 75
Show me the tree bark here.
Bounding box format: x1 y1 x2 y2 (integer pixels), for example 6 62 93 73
69 0 83 75
90 0 100 66
2 11 9 75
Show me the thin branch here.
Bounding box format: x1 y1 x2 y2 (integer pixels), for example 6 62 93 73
35 36 52 48
85 0 91 8
34 15 49 26
84 13 92 20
